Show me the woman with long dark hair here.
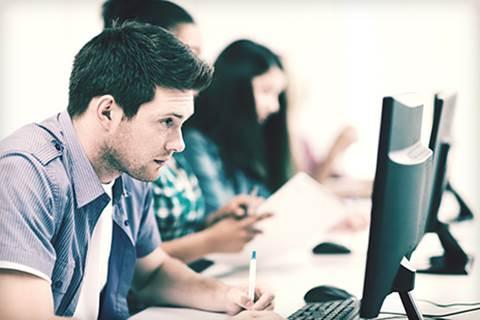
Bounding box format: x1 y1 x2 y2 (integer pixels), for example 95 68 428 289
184 39 291 213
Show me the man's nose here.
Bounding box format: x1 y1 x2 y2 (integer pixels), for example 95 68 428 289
166 129 185 153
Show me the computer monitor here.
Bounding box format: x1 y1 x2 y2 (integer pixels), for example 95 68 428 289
360 94 433 319
418 92 473 275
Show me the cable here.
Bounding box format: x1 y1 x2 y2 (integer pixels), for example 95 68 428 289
380 312 440 320
417 298 480 308
380 306 480 318
426 306 480 318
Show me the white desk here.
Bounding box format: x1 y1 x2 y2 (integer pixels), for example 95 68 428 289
131 203 480 320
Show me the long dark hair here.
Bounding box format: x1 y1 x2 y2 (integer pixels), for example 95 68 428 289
188 39 290 191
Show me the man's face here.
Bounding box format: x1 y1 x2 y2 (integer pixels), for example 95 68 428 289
106 87 194 181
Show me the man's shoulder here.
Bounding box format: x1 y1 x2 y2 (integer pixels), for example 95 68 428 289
0 121 64 167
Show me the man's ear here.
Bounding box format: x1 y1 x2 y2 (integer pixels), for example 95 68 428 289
95 95 122 130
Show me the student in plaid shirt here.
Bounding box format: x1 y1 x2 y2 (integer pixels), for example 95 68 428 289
152 153 270 263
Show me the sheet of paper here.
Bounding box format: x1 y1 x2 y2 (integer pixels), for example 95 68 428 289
207 172 348 267
129 307 228 320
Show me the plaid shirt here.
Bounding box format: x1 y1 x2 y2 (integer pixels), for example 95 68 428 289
152 154 206 241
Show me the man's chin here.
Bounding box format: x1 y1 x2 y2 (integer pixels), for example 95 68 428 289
127 168 163 182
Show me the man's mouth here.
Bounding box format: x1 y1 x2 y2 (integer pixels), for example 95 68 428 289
154 159 167 165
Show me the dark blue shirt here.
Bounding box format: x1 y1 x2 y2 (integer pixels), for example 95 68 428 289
0 111 161 319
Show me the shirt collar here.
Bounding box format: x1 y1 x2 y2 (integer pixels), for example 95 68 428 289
57 111 107 208
114 175 129 202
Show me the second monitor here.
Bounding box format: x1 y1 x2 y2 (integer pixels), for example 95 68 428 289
360 93 433 320
419 91 473 275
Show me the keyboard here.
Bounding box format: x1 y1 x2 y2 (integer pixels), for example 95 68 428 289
288 297 359 320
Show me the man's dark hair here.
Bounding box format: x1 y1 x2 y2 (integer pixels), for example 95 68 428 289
102 0 194 30
67 21 212 118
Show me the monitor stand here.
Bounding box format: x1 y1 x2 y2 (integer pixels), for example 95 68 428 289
446 182 474 222
418 222 473 275
393 257 424 320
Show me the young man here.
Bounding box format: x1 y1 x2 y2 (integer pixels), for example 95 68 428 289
0 22 282 319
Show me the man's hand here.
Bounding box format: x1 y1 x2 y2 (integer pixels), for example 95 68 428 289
133 251 277 315
223 286 275 315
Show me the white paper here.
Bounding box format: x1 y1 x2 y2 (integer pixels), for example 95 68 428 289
207 172 348 266
129 307 228 320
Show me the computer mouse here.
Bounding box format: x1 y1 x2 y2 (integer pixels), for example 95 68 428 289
304 285 353 303
188 258 214 273
312 241 351 254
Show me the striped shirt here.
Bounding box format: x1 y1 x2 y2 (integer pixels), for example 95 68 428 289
0 111 161 319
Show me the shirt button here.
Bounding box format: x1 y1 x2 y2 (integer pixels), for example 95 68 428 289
53 280 63 289
54 142 62 151
124 220 129 226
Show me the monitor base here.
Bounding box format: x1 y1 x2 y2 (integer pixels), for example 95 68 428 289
446 182 474 223
418 254 473 275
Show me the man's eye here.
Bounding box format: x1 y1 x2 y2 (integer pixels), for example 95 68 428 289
161 118 174 128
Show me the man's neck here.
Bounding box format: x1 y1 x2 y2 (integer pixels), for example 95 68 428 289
72 116 120 184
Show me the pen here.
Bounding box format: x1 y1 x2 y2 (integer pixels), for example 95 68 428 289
248 250 257 302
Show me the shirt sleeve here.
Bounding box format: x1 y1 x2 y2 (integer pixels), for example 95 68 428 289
182 129 236 213
135 184 162 258
0 153 57 278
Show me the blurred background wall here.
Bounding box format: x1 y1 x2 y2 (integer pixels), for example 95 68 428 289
0 0 478 215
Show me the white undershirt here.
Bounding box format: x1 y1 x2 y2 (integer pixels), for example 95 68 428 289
74 182 114 320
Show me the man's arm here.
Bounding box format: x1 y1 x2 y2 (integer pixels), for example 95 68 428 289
0 154 69 318
0 269 73 319
131 247 232 312
132 247 274 315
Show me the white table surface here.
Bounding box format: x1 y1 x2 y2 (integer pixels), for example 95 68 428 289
131 197 480 320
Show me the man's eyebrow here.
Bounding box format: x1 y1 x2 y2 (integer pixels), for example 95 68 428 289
160 113 184 119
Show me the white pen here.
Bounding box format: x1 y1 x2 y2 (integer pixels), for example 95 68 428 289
248 250 257 302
